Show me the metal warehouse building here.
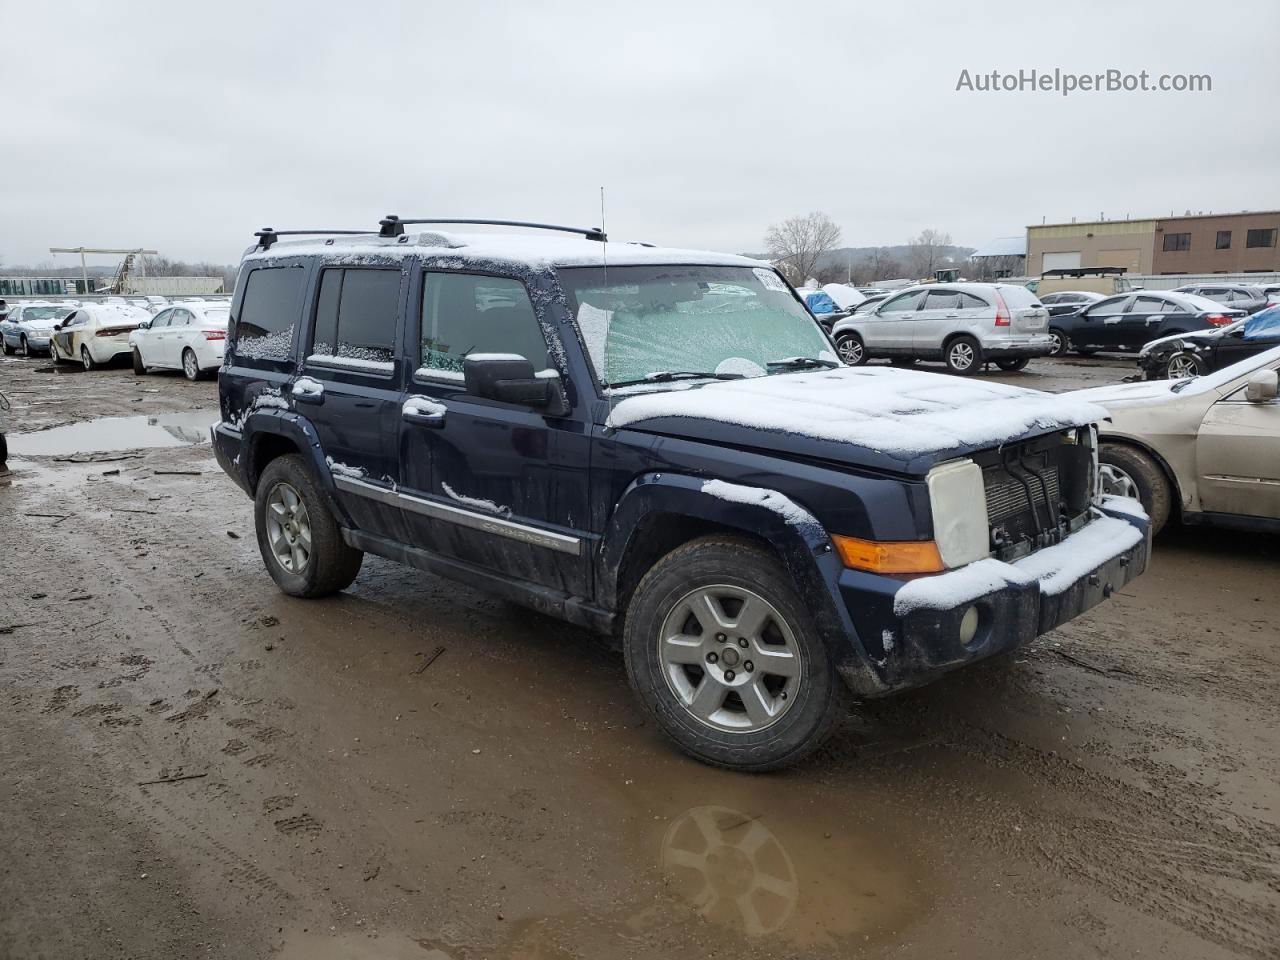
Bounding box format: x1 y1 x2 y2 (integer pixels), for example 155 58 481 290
1026 210 1280 276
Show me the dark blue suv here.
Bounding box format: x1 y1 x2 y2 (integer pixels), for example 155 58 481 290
212 217 1150 770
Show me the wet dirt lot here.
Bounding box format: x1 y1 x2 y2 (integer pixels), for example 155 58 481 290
1 355 1277 960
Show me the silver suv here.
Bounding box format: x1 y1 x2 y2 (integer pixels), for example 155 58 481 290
831 283 1053 375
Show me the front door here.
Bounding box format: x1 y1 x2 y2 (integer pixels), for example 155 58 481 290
299 265 407 542
398 268 591 598
1196 369 1280 519
867 289 926 351
1076 295 1131 349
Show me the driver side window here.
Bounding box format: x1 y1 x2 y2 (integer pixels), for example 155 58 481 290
879 290 925 314
418 272 550 377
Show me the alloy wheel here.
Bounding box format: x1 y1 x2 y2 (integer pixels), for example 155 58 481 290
265 482 312 574
183 349 198 380
1166 354 1199 379
836 336 862 364
1100 463 1139 500
949 341 975 371
658 585 803 734
1049 331 1064 355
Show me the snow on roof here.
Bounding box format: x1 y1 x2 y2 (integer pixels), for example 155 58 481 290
244 231 766 270
972 237 1027 258
607 366 1107 461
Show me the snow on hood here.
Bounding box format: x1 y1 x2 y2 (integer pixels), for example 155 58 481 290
607 366 1106 463
822 283 865 309
1072 380 1179 406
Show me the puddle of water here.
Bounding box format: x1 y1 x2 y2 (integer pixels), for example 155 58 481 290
7 409 219 456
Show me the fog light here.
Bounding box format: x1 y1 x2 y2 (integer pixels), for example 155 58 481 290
959 606 980 645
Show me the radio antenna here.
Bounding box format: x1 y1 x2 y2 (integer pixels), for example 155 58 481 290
599 186 608 286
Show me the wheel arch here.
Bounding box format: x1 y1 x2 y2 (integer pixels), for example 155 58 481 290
598 473 862 668
1098 433 1183 519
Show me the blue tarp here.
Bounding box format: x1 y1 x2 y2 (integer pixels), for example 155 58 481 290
802 291 839 315
1243 305 1280 339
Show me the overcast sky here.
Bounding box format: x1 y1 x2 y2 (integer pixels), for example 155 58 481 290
3 0 1278 268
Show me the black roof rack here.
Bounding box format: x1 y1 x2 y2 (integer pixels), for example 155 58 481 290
377 215 606 242
254 228 368 250
1041 266 1129 277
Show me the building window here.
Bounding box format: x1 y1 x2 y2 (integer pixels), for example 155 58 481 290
1215 230 1232 250
1162 232 1191 252
1246 228 1277 249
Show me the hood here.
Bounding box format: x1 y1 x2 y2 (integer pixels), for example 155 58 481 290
22 315 63 331
606 367 1107 474
1072 380 1180 408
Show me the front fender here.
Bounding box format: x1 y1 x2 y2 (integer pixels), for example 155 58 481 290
598 472 873 680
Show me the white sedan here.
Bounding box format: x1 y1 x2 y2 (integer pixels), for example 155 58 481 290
50 303 152 370
129 301 230 380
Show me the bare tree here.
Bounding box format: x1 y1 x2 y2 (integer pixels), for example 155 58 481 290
764 212 842 284
906 229 953 278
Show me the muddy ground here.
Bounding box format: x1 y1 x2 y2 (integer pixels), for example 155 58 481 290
1 354 1277 960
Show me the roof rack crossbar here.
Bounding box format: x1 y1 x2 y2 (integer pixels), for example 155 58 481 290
254 228 368 250
378 215 606 242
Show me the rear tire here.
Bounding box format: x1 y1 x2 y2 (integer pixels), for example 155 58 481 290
944 335 983 375
80 345 96 371
1048 328 1070 356
1099 443 1172 535
995 357 1030 372
132 347 148 375
623 536 842 771
835 332 866 366
254 454 363 598
181 347 202 381
18 336 30 358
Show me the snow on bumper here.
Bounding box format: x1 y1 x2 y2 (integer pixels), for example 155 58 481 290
835 499 1149 695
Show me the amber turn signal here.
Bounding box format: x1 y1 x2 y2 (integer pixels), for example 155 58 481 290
832 535 945 574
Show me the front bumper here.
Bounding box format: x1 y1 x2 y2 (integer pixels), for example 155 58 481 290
834 502 1150 696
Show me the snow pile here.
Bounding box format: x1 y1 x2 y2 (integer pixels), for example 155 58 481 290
402 395 447 418
1099 494 1147 523
700 479 823 538
610 367 1106 462
822 283 865 310
441 481 511 517
306 352 394 374
892 514 1143 615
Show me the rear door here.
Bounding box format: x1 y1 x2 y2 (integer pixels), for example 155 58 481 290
165 307 195 366
137 308 171 366
1124 295 1175 348
301 266 408 543
1076 295 1132 349
912 288 962 353
1196 363 1280 519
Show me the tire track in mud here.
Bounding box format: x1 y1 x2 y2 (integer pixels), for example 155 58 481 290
937 723 1280 958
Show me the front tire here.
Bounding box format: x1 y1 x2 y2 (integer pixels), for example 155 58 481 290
1099 443 1172 534
944 335 983 375
623 536 841 771
132 347 148 375
80 345 97 371
18 336 30 358
834 332 866 366
254 454 363 597
1164 351 1205 380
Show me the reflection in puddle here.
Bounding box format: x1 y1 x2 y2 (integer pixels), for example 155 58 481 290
662 806 798 936
7 409 218 456
657 802 917 949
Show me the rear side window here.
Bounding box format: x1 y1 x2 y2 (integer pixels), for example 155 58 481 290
1131 296 1172 312
922 290 960 310
1091 296 1128 313
958 293 988 309
310 268 401 366
418 273 549 376
995 286 1039 308
237 266 305 360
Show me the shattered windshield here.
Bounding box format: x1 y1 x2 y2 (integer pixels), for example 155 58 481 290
557 265 834 388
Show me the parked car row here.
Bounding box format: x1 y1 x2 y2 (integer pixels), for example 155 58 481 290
1 296 230 380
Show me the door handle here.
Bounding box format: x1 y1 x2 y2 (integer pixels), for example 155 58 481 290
291 376 325 404
402 395 446 428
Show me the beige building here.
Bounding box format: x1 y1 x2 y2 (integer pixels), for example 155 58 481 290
1026 210 1280 277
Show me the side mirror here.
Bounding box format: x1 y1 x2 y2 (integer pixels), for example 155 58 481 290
463 355 567 415
1244 369 1278 403
138 320 151 330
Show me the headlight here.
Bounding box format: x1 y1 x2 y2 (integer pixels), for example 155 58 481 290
926 459 990 568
